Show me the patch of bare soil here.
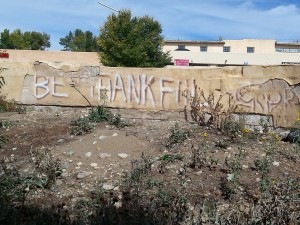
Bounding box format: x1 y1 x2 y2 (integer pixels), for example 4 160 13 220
0 107 299 224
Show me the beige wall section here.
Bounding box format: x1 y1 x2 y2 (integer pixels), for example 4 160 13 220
224 39 276 53
0 49 100 66
169 51 300 65
0 50 299 127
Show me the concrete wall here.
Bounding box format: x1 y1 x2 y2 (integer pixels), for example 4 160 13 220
169 51 300 66
0 50 299 127
224 39 276 53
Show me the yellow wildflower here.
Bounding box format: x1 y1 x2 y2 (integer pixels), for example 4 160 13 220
243 128 251 133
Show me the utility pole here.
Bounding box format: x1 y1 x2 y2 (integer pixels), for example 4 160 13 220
98 2 120 13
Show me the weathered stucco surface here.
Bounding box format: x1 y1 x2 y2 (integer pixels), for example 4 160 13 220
0 50 299 127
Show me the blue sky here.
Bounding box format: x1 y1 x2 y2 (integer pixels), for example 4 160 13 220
1 0 300 50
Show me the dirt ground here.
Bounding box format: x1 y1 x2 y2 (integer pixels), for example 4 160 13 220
1 106 299 224
1 107 179 201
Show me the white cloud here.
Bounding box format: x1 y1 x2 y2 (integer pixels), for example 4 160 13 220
267 4 299 15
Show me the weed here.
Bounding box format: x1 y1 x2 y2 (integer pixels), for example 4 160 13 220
146 178 161 188
225 141 246 191
124 153 155 189
209 155 219 170
250 177 300 225
154 187 188 223
223 115 246 140
219 176 234 200
30 148 62 188
16 104 27 114
254 132 278 194
259 115 272 133
161 153 183 162
70 117 93 135
88 105 112 123
166 122 190 148
0 96 17 112
183 82 238 129
0 67 6 89
110 112 130 128
215 138 229 149
0 148 62 223
0 135 8 149
183 84 223 127
254 156 272 193
201 196 218 223
1 120 15 129
189 143 208 169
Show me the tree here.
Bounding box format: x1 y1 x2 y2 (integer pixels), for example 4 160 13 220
30 32 51 50
97 10 171 67
10 29 24 49
0 29 51 50
59 29 98 52
0 29 12 49
59 31 74 51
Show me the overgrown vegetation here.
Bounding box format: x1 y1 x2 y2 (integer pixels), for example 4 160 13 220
166 122 190 148
70 105 130 135
0 83 299 224
0 148 63 224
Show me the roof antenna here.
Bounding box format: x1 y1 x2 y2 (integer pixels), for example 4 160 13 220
98 2 120 13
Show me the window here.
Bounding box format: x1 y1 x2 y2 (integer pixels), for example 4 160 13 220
176 45 190 51
276 48 300 53
200 46 207 52
223 46 231 52
178 45 185 50
247 47 255 53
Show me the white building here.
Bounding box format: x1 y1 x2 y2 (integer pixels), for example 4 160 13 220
163 39 300 66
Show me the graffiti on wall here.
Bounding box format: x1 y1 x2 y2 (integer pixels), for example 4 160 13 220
34 70 196 108
29 62 300 128
227 79 300 114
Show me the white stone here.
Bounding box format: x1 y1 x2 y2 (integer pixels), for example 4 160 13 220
90 163 98 168
112 133 118 137
118 153 129 159
102 184 114 190
76 171 90 179
272 161 280 166
85 152 92 157
99 153 111 159
114 202 122 209
99 136 107 140
93 141 97 145
76 162 82 166
113 186 119 191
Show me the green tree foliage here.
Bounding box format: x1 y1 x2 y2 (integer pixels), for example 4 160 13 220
98 10 171 67
0 29 50 50
59 29 99 52
0 29 11 49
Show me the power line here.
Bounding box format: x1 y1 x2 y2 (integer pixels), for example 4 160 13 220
98 2 120 13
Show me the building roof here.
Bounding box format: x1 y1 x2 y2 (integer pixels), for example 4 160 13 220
164 40 225 45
